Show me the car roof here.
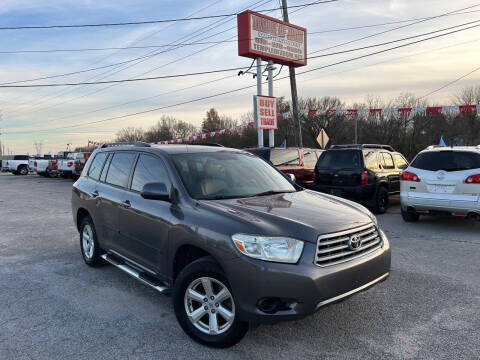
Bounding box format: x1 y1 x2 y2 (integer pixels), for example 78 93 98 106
97 144 247 155
420 145 480 153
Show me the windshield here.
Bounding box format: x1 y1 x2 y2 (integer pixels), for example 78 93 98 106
172 152 296 200
66 153 75 160
411 151 480 172
316 150 363 170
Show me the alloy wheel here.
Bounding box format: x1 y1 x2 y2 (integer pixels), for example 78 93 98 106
184 277 235 335
82 224 95 259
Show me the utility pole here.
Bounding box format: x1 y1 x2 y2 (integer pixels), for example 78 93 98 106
281 0 303 148
256 57 264 148
267 60 275 148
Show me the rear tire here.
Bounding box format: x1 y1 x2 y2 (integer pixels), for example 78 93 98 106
401 209 420 222
373 187 389 214
173 257 248 348
79 216 104 267
18 166 28 175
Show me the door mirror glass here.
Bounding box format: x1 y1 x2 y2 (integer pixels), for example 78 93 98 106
398 164 408 170
141 182 171 201
287 173 296 182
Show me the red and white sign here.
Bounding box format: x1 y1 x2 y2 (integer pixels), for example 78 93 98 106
237 10 307 67
255 95 277 130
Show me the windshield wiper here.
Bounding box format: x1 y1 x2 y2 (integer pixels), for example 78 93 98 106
249 190 296 197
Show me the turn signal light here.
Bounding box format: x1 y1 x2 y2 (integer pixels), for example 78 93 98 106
400 171 420 182
361 170 368 185
465 174 480 184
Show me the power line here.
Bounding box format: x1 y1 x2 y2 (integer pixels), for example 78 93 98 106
3 0 272 116
2 21 479 89
8 25 479 133
308 20 480 59
0 0 338 30
419 65 480 99
308 3 480 55
2 9 480 55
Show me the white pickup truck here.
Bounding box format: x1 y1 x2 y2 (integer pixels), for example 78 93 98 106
57 152 74 178
30 154 54 176
6 155 30 175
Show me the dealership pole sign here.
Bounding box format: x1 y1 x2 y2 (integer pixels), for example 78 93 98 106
238 10 306 148
237 10 307 67
254 95 278 130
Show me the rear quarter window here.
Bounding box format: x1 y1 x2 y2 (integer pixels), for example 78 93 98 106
411 151 480 171
87 153 107 180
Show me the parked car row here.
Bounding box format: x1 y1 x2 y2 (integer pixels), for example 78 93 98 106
1 151 91 179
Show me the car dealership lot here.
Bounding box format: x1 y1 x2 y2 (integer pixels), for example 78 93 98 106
1 173 479 360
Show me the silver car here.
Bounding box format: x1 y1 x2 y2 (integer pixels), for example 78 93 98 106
400 145 480 222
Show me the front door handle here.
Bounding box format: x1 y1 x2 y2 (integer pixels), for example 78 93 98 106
122 200 131 209
91 190 99 198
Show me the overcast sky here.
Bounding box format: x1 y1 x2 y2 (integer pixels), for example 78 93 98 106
0 0 479 154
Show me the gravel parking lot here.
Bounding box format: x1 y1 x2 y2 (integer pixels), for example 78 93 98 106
1 172 479 360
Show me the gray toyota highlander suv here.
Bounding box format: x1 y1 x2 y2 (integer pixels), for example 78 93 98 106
71 142 391 347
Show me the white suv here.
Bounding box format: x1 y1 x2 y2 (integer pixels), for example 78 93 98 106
400 146 480 222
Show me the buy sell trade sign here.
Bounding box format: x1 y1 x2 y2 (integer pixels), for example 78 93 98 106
254 95 277 130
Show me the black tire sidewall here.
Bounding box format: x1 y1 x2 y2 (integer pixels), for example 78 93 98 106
19 166 28 175
375 187 389 214
173 258 248 348
79 216 102 266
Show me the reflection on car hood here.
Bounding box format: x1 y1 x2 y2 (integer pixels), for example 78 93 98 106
200 190 373 244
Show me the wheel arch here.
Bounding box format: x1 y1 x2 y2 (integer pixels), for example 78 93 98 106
76 208 90 232
171 244 223 284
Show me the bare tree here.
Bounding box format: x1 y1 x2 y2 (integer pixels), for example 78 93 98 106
452 85 480 105
115 127 145 142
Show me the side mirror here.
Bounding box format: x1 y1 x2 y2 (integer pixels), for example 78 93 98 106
287 173 296 183
399 164 408 170
141 182 171 201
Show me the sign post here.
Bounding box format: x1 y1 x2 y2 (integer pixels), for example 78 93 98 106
237 10 306 149
256 57 263 148
267 60 275 148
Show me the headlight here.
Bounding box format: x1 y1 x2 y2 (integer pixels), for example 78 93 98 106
231 234 304 264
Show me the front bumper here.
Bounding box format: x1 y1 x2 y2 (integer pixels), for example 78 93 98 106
222 231 391 324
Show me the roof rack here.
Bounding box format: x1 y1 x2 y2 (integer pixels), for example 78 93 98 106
330 144 395 152
98 141 151 149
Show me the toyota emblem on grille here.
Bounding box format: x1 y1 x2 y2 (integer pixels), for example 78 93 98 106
348 235 362 250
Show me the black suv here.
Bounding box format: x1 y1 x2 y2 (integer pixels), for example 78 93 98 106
313 144 409 213
71 143 391 347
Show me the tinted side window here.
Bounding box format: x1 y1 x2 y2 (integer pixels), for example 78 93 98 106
131 155 170 192
270 149 300 166
99 154 112 182
87 153 107 180
393 154 408 169
303 150 318 168
382 153 395 169
105 152 136 188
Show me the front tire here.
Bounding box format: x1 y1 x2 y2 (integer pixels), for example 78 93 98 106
79 216 104 267
401 209 420 222
173 257 248 348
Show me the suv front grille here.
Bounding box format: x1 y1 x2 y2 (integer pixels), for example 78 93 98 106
315 223 382 267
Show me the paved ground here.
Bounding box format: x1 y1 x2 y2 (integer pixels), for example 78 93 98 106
1 172 479 360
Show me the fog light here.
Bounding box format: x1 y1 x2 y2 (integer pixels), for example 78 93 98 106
257 298 293 314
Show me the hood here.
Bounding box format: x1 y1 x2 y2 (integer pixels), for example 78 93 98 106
199 190 374 244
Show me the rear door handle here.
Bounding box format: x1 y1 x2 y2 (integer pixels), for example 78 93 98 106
122 200 131 209
91 190 99 198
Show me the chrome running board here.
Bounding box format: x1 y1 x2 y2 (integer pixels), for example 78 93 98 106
101 254 170 294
